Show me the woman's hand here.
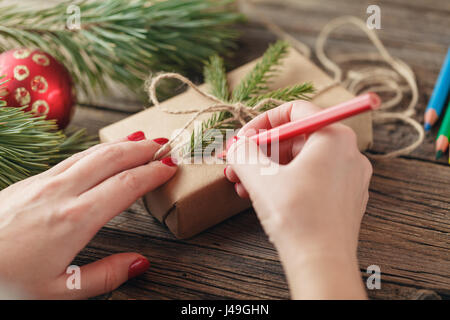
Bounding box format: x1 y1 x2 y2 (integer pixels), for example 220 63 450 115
0 132 177 299
225 101 372 299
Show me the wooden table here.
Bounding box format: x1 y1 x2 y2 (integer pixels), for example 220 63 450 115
68 0 450 300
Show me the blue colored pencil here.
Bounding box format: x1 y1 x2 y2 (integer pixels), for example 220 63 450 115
424 47 450 131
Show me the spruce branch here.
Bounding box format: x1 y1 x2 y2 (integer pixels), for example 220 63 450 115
204 54 230 102
231 40 289 102
0 77 96 189
246 83 314 109
0 0 242 98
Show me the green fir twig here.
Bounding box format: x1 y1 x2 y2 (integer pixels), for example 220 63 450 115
204 54 230 102
231 40 289 102
0 0 242 98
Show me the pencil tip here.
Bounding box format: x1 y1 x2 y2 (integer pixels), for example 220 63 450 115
424 123 432 132
436 150 443 160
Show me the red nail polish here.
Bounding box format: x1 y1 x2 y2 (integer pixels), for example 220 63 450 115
128 257 150 279
153 137 169 145
224 165 228 177
127 131 145 141
161 157 177 167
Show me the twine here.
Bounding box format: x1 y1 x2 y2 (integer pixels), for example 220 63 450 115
147 73 286 160
315 16 423 158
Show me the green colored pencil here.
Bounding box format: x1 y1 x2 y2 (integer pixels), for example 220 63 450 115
435 99 450 159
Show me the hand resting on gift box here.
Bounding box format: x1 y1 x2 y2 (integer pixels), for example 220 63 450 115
0 132 178 299
225 100 373 299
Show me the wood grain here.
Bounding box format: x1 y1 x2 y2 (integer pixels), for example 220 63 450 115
21 0 450 299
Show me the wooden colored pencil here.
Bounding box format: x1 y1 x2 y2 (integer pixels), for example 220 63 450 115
250 93 381 146
424 47 450 131
435 99 450 159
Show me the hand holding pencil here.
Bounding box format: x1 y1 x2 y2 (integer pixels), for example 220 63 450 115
224 99 373 299
226 92 380 151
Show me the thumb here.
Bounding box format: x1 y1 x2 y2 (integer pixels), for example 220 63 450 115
57 253 150 299
227 137 276 195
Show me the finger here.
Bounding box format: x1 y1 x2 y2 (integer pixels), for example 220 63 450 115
289 123 357 169
44 129 149 178
45 138 127 177
56 253 150 299
238 100 320 135
234 183 249 198
288 101 320 157
78 157 178 230
227 137 274 198
11 139 127 200
60 138 166 194
224 165 240 183
238 101 294 137
236 101 320 161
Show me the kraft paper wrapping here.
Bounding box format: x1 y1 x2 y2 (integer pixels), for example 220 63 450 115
99 49 373 239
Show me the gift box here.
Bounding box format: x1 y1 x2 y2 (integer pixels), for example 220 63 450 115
99 48 373 239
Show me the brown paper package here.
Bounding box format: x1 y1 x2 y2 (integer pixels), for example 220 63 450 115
99 49 373 239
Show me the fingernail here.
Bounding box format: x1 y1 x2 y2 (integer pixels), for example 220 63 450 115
161 157 177 167
127 131 145 141
128 257 150 279
223 165 228 177
153 137 169 145
234 183 239 194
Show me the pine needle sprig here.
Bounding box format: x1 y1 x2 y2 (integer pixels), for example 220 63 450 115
231 40 289 102
0 0 242 98
0 107 96 189
183 41 315 158
246 83 314 110
204 54 230 102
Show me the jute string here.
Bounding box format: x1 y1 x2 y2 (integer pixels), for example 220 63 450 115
147 12 424 160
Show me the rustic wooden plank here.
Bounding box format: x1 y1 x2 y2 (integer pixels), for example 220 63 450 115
361 158 450 296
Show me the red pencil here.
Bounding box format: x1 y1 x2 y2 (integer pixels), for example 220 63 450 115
250 92 381 145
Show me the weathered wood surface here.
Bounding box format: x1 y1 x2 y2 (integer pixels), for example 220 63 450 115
66 0 450 299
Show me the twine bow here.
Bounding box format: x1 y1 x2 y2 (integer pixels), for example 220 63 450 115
147 72 286 160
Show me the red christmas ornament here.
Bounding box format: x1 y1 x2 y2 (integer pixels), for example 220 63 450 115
0 48 75 129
